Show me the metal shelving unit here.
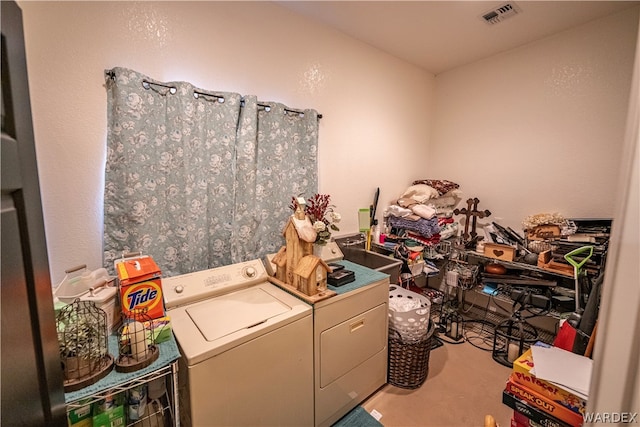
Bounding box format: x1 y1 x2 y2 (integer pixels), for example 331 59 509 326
464 251 574 280
463 287 556 343
65 335 181 427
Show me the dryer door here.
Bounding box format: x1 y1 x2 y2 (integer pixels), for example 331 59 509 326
319 303 387 387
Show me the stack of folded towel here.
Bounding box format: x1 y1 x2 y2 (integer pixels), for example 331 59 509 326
385 179 463 247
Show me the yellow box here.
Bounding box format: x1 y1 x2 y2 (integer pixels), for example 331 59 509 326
512 345 587 416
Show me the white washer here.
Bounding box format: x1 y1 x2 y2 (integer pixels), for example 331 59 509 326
163 259 313 427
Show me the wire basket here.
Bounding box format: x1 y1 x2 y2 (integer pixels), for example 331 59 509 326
116 309 160 373
56 300 114 392
388 285 431 341
444 260 479 290
388 320 435 389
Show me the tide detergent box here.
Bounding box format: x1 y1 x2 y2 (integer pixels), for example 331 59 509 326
116 255 164 319
512 342 587 417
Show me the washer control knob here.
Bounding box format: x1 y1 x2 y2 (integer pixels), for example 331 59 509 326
175 285 184 294
244 266 257 278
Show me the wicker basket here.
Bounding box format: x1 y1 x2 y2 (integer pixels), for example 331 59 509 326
388 320 435 389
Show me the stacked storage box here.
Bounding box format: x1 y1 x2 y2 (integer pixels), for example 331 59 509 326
503 342 586 427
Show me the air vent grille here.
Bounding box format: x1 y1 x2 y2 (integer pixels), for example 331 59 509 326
481 2 521 25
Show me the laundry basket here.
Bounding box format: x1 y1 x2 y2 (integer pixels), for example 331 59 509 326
388 285 431 342
388 320 435 389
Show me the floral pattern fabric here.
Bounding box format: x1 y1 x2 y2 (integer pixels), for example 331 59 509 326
104 67 318 277
411 179 459 196
231 98 319 262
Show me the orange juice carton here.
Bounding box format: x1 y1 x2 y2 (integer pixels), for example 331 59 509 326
505 376 583 427
115 255 164 319
512 342 587 417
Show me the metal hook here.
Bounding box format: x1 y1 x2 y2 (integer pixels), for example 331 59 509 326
193 91 225 103
142 79 177 95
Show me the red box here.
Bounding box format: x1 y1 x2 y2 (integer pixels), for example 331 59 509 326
116 256 164 319
503 390 572 427
513 410 544 427
506 376 583 427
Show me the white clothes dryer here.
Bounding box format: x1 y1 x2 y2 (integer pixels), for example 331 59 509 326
163 259 313 427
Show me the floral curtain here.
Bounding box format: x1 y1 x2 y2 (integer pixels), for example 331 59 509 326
103 67 318 276
231 97 319 262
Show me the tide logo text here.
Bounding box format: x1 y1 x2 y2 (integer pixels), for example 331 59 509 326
125 286 159 311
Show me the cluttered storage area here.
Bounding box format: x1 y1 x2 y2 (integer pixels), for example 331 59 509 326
47 68 609 427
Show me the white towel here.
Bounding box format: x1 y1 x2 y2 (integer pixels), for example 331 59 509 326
387 204 413 218
411 204 436 219
389 297 422 313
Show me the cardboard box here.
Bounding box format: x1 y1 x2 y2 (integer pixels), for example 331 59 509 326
511 417 542 427
92 404 125 427
66 400 92 427
484 243 516 261
116 256 164 319
116 256 161 287
506 376 583 426
512 410 545 427
503 390 572 427
512 344 587 417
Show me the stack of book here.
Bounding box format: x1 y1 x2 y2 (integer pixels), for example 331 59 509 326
503 342 589 427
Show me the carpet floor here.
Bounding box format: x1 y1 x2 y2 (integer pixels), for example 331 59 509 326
361 331 514 427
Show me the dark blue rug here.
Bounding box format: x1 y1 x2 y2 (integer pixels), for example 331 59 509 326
332 406 383 427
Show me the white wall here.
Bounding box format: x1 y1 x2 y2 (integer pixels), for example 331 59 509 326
19 2 638 286
589 14 640 414
19 1 434 285
431 9 638 233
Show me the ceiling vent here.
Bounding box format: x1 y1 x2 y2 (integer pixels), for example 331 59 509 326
481 2 521 25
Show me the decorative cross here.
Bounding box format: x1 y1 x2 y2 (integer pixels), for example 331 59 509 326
453 198 491 240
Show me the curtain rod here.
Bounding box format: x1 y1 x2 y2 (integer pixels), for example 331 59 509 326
105 72 323 119
142 79 177 94
194 90 323 119
255 102 323 119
